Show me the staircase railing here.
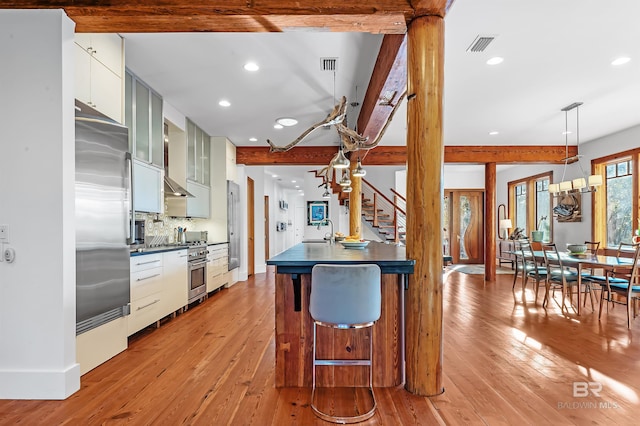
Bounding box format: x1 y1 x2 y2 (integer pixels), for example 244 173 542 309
361 179 406 243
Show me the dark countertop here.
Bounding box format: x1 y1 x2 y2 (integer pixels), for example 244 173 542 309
130 241 229 256
130 245 188 256
267 241 414 274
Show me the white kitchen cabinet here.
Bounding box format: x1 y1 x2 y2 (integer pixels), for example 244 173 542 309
125 71 164 169
186 118 211 185
133 159 163 213
74 33 123 123
226 142 237 181
75 33 123 76
162 249 188 316
207 244 229 292
186 181 210 218
129 254 164 336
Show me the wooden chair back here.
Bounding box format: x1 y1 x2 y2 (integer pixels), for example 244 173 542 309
584 241 600 255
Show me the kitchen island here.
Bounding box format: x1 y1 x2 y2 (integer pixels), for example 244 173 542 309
267 241 414 388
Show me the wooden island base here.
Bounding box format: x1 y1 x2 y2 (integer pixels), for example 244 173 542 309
275 272 404 388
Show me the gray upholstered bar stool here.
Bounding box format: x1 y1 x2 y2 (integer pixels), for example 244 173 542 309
309 264 382 424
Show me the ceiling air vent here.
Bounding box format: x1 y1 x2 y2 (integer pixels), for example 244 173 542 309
320 57 338 71
466 35 496 53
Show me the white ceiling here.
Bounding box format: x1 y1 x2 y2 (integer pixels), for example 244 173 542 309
123 0 640 188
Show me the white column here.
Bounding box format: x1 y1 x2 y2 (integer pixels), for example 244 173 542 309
0 10 80 399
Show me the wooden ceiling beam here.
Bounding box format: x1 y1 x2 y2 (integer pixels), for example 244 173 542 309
236 145 579 166
2 1 414 33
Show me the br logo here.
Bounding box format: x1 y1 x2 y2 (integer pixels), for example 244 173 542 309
573 382 602 398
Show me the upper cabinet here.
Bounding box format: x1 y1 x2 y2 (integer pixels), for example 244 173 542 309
186 118 211 186
133 159 163 214
74 33 124 123
125 71 163 169
125 70 164 213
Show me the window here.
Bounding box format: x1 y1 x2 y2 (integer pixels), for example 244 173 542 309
508 172 553 241
606 159 633 246
515 183 527 231
536 179 551 241
591 153 637 248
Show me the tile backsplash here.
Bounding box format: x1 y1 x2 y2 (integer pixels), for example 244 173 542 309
136 211 205 245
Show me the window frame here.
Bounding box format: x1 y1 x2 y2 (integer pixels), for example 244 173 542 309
592 148 640 250
508 171 553 241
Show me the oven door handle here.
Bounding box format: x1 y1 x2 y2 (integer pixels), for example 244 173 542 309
190 260 208 268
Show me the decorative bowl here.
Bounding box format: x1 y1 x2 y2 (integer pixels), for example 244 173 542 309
340 240 369 249
566 244 587 254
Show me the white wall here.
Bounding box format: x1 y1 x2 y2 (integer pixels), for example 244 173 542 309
0 10 80 399
395 166 486 197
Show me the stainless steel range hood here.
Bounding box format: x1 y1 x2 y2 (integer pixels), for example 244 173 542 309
164 175 194 198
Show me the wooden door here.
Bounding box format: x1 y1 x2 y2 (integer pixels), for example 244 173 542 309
446 190 484 264
264 196 270 260
247 177 255 277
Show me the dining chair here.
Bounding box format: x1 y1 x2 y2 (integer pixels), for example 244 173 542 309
583 242 638 284
511 239 529 289
584 241 600 255
518 241 547 304
598 244 640 328
580 241 601 308
542 243 580 312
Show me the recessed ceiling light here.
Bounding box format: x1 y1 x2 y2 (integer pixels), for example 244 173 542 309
486 57 504 65
562 131 573 135
291 180 296 183
219 99 231 107
272 174 278 178
244 62 259 71
276 117 298 127
489 131 499 135
249 137 257 142
611 57 631 66
274 124 283 129
295 185 300 188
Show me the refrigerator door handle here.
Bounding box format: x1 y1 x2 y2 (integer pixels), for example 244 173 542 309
126 151 134 245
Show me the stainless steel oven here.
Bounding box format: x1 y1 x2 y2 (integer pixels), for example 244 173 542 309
187 244 208 303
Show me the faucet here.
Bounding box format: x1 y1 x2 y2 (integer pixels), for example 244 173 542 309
317 219 334 243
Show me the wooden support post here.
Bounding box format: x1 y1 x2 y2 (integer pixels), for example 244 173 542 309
485 162 497 281
405 14 445 396
349 160 362 237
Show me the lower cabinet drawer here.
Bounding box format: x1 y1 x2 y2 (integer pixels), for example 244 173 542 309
128 292 162 336
131 267 163 300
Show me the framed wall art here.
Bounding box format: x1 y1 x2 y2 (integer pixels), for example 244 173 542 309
307 201 328 225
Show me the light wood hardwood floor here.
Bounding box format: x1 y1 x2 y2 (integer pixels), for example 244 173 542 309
1 266 639 425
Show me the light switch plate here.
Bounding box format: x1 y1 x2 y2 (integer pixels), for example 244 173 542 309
0 225 7 242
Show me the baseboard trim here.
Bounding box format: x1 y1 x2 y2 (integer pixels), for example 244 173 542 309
0 363 80 400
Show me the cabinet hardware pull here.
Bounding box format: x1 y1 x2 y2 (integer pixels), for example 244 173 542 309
136 260 160 266
136 273 161 281
137 299 160 310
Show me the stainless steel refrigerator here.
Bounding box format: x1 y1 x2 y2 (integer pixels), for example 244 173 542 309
75 101 131 335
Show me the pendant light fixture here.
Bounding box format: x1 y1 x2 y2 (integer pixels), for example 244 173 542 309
548 102 602 196
332 144 350 169
352 156 366 177
339 170 351 187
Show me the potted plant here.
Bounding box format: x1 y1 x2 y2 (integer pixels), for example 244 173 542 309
531 216 547 242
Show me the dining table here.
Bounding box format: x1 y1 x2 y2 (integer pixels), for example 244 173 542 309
517 250 634 315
